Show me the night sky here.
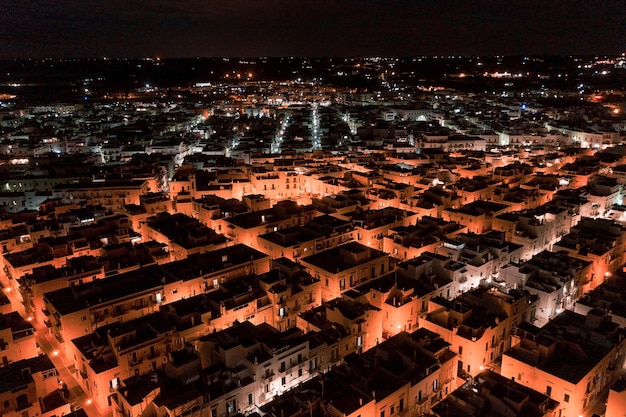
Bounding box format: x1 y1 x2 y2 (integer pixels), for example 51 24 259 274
1 0 625 59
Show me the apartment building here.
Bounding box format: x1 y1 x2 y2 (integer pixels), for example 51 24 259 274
300 241 390 301
443 200 510 234
0 311 37 366
216 200 319 250
432 369 559 417
257 215 355 261
0 355 69 417
44 244 269 355
51 179 150 210
142 212 228 260
553 217 626 291
502 309 626 417
261 327 457 417
500 250 592 324
493 205 570 261
420 285 538 377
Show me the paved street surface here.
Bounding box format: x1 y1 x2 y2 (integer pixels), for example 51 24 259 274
34 320 112 417
2 271 110 416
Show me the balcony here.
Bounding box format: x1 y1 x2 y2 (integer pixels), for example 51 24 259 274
489 340 498 349
440 376 454 386
147 349 160 360
16 401 33 412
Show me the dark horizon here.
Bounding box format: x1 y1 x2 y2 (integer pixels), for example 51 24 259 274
2 53 626 62
2 0 625 60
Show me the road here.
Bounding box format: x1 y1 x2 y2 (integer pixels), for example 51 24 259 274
34 320 112 417
2 281 112 417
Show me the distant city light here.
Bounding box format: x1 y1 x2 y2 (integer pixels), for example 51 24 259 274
0 54 625 417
